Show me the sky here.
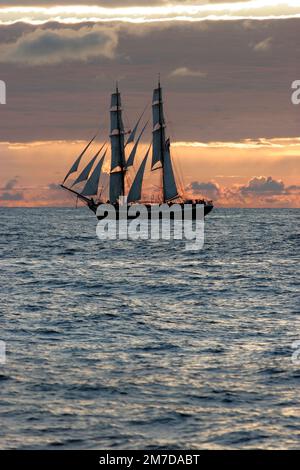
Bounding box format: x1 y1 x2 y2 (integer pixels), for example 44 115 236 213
0 1 299 207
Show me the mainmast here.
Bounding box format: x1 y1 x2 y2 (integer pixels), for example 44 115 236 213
109 83 126 203
158 79 167 202
152 79 178 202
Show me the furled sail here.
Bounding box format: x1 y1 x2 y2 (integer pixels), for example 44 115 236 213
80 150 106 196
151 86 165 169
71 151 99 188
127 145 151 203
62 134 97 184
126 121 148 168
109 88 126 203
110 91 125 171
163 138 178 201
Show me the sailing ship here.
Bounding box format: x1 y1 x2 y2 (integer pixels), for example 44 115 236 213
61 81 214 218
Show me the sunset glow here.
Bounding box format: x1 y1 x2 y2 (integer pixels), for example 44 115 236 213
1 138 299 208
1 1 300 24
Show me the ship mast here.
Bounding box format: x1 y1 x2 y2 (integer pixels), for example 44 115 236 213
157 78 167 202
116 83 125 196
109 83 126 203
152 78 178 202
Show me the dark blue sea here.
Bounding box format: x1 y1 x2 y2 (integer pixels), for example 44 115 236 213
0 208 299 449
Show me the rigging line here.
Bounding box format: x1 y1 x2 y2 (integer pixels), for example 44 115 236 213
101 173 110 201
124 101 150 148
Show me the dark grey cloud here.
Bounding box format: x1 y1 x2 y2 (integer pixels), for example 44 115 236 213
0 191 23 201
0 19 299 142
3 177 18 190
240 176 285 195
0 25 117 64
0 177 23 201
48 183 60 190
187 181 220 198
287 185 300 192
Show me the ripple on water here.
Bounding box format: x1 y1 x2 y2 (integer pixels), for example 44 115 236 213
0 207 299 449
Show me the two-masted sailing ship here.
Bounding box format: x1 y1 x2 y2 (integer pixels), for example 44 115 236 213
61 81 213 218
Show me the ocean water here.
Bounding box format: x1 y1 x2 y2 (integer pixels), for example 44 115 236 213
0 207 299 450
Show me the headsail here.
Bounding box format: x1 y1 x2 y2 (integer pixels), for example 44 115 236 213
62 133 97 184
126 121 148 168
127 145 151 203
163 138 178 201
81 150 106 196
109 87 125 203
71 151 99 188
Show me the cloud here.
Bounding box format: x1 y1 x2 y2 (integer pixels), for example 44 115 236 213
253 36 272 52
0 191 24 201
3 177 18 190
287 184 300 193
0 3 300 25
186 180 220 198
0 177 24 202
183 176 300 207
173 137 300 149
170 67 207 78
0 25 118 65
48 183 61 190
0 19 299 142
240 176 285 195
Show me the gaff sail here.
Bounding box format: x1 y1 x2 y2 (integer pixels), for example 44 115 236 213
163 138 178 201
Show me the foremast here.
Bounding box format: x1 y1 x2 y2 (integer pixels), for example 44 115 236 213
109 84 126 203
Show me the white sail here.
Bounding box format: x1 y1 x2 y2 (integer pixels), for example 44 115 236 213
151 86 165 169
126 121 148 168
71 152 98 187
62 134 96 184
109 89 125 203
127 145 151 203
163 138 178 201
81 151 106 196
